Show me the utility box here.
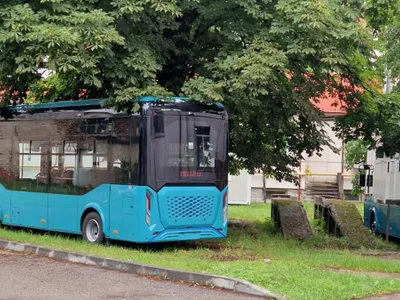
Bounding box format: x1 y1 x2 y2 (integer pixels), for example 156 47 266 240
228 170 251 205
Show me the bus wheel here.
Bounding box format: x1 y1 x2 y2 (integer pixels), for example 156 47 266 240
82 212 104 244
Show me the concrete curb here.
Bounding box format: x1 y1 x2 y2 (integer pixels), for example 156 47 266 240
0 239 282 299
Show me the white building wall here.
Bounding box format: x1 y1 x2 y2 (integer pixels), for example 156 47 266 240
370 154 400 202
227 170 251 205
229 118 358 203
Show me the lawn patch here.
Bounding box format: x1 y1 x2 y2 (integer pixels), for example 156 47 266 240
0 203 400 300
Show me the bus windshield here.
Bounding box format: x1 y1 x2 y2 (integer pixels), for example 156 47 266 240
143 107 228 191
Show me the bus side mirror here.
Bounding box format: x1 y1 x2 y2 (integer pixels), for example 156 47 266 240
367 175 373 187
359 174 366 186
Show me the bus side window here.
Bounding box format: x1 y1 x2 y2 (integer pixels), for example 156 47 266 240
75 117 114 192
49 140 78 195
0 123 15 188
110 116 139 185
130 117 140 185
75 138 95 194
16 140 49 192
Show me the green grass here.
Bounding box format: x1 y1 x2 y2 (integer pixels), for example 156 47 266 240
229 203 271 221
0 202 399 300
227 201 353 221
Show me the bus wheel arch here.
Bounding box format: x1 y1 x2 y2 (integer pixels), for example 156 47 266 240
81 208 105 244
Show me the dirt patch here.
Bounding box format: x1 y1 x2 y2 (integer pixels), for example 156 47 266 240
360 293 400 300
204 247 264 262
228 219 253 229
228 219 261 238
324 266 400 280
189 222 261 251
362 251 400 261
273 200 312 240
192 221 266 261
0 249 30 256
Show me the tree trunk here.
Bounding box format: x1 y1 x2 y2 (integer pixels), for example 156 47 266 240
262 176 267 203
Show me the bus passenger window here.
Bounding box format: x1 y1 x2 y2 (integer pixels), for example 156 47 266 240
49 140 77 195
110 117 135 185
0 123 14 189
74 139 95 194
81 140 94 168
95 140 108 169
16 141 48 192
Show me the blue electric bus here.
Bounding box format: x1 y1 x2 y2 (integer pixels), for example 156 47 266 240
364 198 400 239
0 97 229 243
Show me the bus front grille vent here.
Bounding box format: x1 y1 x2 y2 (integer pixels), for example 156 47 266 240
166 196 215 219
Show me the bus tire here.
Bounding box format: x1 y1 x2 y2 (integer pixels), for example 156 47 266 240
82 212 104 244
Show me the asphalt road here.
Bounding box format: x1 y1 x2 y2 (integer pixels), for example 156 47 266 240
0 250 258 300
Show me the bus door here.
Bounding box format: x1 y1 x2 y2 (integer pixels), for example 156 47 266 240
10 141 48 229
47 140 79 233
109 117 140 241
109 185 136 241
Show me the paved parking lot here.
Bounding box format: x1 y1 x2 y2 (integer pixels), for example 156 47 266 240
0 250 259 300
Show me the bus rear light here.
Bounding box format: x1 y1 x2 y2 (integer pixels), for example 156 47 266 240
223 191 228 223
146 191 151 211
145 191 151 226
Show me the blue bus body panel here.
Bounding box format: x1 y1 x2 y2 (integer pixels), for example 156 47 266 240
150 227 225 242
0 182 227 243
48 194 78 233
394 207 400 236
148 186 228 243
0 183 110 235
109 185 139 241
158 186 221 229
10 191 48 229
77 185 111 237
0 184 11 224
109 186 163 242
364 197 400 239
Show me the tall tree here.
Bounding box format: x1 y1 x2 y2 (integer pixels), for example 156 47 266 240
335 0 400 156
0 0 377 181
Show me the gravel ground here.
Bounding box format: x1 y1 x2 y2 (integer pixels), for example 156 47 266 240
0 250 259 300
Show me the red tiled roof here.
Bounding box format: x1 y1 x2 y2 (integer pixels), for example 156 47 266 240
309 76 366 116
311 92 347 116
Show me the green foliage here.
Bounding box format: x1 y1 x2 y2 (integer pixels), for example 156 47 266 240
333 1 400 158
344 140 369 171
0 0 381 181
179 0 377 181
337 93 400 159
26 74 77 103
351 173 364 196
386 16 400 79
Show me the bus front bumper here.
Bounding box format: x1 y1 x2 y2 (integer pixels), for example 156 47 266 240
149 227 226 243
